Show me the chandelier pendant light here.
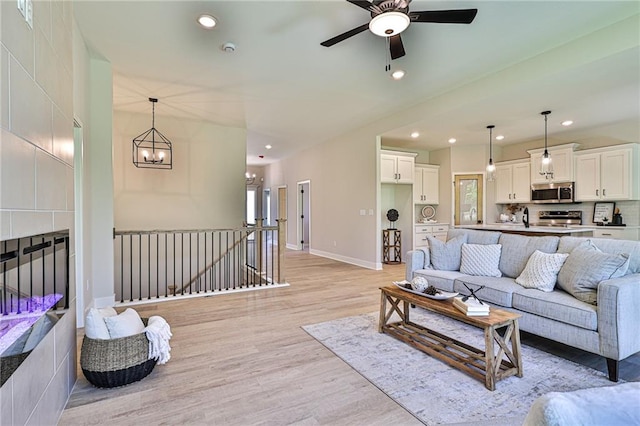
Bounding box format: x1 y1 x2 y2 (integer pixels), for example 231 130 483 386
486 125 496 182
132 98 172 170
539 110 553 179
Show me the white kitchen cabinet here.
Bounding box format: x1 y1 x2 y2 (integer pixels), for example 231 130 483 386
574 144 639 201
414 223 449 249
495 160 530 203
381 150 416 184
528 144 578 184
592 227 639 241
413 164 439 204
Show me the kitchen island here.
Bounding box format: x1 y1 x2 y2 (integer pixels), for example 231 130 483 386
456 223 594 237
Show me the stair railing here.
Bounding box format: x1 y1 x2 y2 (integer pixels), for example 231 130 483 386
113 219 286 304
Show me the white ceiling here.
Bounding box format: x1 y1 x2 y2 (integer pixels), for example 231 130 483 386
73 1 640 165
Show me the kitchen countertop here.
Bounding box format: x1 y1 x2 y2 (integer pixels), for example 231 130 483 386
456 224 596 234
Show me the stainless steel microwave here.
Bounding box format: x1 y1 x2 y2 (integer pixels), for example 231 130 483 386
531 182 575 204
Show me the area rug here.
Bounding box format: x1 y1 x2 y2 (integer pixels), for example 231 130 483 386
302 309 619 425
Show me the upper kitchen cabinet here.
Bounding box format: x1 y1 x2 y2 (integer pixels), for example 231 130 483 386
528 144 579 184
381 150 416 184
413 164 439 204
574 144 639 201
495 159 530 203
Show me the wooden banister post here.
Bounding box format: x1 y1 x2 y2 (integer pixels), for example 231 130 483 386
277 219 286 284
255 218 263 278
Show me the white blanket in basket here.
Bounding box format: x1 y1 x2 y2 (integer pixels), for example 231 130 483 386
144 316 172 365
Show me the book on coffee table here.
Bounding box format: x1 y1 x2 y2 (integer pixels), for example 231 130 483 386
453 296 490 316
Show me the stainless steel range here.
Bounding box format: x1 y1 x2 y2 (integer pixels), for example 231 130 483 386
536 210 582 227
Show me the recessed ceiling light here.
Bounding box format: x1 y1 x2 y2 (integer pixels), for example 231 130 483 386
197 14 217 29
391 70 405 80
496 135 505 141
265 144 272 149
561 120 574 126
410 132 419 138
448 138 456 144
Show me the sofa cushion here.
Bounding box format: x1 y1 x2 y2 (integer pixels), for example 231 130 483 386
515 250 569 292
453 276 521 308
413 269 465 292
513 287 597 331
460 244 502 277
447 228 501 245
498 234 560 278
557 240 630 305
428 234 467 271
558 236 640 274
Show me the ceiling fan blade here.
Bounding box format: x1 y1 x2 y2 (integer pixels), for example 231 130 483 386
346 0 378 13
389 34 405 60
320 23 370 47
410 9 478 24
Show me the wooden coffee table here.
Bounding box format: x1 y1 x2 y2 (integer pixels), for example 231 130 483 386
379 285 523 391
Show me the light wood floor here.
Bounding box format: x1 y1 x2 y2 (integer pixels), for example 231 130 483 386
60 251 639 425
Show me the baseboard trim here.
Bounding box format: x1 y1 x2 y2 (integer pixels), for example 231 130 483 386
115 283 290 308
309 249 381 270
286 243 299 250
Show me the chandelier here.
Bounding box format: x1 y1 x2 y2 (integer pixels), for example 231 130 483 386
132 98 172 170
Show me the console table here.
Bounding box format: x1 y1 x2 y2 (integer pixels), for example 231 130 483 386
382 229 402 264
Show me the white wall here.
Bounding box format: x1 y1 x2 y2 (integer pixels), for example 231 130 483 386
0 0 77 423
113 111 247 230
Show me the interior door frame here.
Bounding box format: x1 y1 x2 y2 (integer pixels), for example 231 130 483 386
296 180 311 251
452 173 485 226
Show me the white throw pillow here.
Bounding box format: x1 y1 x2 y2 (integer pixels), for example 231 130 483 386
84 307 118 339
459 244 502 277
516 250 569 292
103 308 145 339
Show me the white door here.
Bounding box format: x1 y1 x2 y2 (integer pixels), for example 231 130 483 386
495 164 513 203
512 162 531 202
396 156 414 184
423 167 439 204
601 149 631 200
380 154 397 183
413 167 424 203
575 153 600 201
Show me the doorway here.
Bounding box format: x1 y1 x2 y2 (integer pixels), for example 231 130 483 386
297 180 310 251
454 174 484 225
263 188 271 226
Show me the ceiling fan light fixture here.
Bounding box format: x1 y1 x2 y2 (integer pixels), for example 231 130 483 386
369 11 410 37
197 14 217 29
391 69 405 80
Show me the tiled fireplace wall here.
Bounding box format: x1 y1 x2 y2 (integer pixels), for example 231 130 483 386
1 1 77 425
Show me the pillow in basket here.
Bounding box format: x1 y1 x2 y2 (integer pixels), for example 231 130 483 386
84 307 117 339
104 308 146 339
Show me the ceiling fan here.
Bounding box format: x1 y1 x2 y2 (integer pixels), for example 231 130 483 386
320 0 478 60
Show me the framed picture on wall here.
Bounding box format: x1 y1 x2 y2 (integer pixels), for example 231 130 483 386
593 202 615 224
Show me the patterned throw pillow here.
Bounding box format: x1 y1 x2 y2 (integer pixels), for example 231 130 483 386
427 234 467 271
460 244 502 277
516 250 569 292
557 240 630 305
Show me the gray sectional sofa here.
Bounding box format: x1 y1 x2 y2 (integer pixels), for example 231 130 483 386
406 228 640 381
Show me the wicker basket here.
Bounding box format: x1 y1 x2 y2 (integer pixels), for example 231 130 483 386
80 319 156 388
